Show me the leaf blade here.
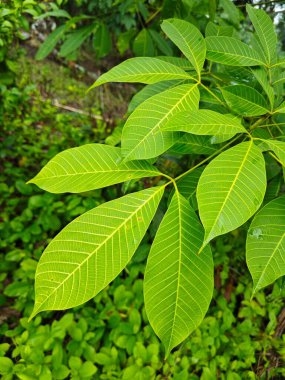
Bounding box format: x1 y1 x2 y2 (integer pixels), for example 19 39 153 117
247 196 285 293
28 144 161 193
144 192 213 355
122 84 200 161
197 141 267 244
31 186 164 318
205 36 265 66
161 19 206 78
90 57 193 89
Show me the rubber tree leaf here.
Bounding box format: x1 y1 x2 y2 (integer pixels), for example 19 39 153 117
275 102 285 114
170 134 219 155
59 24 95 57
221 85 269 116
205 36 265 66
128 80 182 113
246 196 285 294
28 144 161 193
133 29 155 57
273 72 285 86
30 186 164 319
149 30 173 56
122 84 200 161
93 23 112 58
197 141 266 246
220 0 241 27
35 25 66 60
205 21 234 37
156 56 194 70
260 139 285 166
90 58 194 89
251 67 274 110
161 19 206 78
246 4 277 66
163 109 247 136
144 192 213 356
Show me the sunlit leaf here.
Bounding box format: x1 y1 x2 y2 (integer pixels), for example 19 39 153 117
144 192 213 355
122 84 200 161
206 36 265 66
197 141 266 245
28 144 161 193
30 186 164 318
161 19 206 77
247 196 285 293
90 58 194 89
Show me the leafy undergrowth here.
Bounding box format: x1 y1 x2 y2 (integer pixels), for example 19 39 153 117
1 63 285 380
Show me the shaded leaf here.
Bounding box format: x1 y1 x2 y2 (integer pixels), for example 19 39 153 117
221 84 269 116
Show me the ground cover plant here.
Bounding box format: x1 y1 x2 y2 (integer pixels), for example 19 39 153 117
28 3 285 359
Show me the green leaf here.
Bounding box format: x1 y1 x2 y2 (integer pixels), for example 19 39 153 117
0 357 13 375
59 24 95 57
28 144 161 193
246 4 277 65
90 58 193 89
35 25 66 60
221 85 269 116
197 141 266 245
163 110 246 136
149 30 173 56
170 134 219 155
205 21 234 37
122 84 200 161
144 192 213 355
260 139 285 166
205 36 265 66
30 186 164 318
247 196 285 293
93 23 112 58
161 19 206 78
133 29 155 57
128 80 181 113
220 0 241 27
176 167 204 202
273 72 285 86
275 101 285 114
251 67 274 110
156 56 194 70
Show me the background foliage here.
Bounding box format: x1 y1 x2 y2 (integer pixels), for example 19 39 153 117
1 0 285 379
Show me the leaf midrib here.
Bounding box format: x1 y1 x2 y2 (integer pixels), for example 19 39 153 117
32 186 163 315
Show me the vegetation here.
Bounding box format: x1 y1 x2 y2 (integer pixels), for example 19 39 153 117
1 1 285 379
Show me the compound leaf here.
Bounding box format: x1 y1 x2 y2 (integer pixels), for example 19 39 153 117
161 19 206 78
247 196 285 293
28 144 161 193
260 139 285 166
197 141 266 245
221 84 269 116
30 186 164 319
163 109 246 136
90 57 193 89
205 36 265 66
144 192 213 356
122 84 200 161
